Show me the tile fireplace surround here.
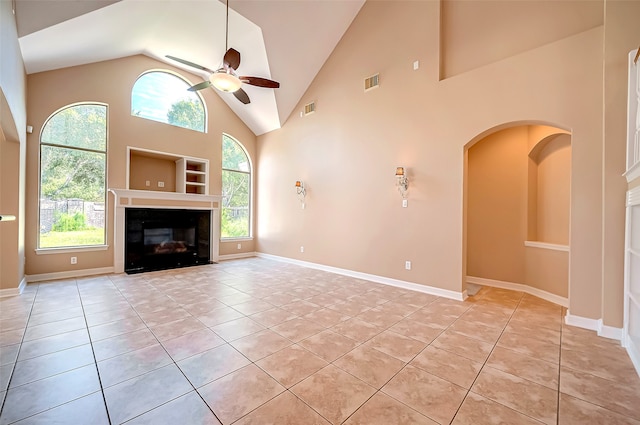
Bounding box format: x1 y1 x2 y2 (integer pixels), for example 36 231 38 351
108 189 221 274
0 257 639 424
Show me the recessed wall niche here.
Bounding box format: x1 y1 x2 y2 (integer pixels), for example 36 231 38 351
127 148 209 195
465 124 571 299
129 151 177 192
527 132 571 245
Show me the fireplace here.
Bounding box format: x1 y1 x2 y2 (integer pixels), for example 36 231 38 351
124 208 211 274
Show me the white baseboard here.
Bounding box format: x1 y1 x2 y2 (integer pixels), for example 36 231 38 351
26 267 115 283
0 276 27 298
256 252 466 301
465 276 569 307
625 337 640 377
565 312 623 342
565 312 601 331
218 252 257 261
599 324 623 341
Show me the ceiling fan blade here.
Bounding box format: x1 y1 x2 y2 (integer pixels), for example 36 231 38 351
188 81 212 92
223 48 241 71
166 55 214 73
233 87 250 104
240 76 280 89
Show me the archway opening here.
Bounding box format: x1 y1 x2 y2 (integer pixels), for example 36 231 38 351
463 123 571 303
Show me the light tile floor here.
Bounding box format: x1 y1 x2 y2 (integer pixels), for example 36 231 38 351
0 258 639 424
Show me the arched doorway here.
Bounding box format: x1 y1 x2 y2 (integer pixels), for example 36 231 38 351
463 123 571 305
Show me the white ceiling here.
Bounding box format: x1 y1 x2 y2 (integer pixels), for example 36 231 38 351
15 0 365 135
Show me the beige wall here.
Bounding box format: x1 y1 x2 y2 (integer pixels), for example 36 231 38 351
0 0 26 291
24 55 256 275
129 153 177 192
535 134 571 245
602 0 640 328
467 127 528 284
0 129 21 290
440 0 603 78
256 1 603 314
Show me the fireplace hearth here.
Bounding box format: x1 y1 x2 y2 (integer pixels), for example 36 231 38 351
125 208 211 274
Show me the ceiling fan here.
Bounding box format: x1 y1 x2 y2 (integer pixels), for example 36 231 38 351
166 0 279 105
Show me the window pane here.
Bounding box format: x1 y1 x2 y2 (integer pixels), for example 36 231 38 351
39 146 106 248
221 170 250 238
222 135 250 172
131 71 205 132
41 104 106 151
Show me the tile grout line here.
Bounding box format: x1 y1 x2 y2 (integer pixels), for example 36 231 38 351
0 282 39 422
448 290 546 425
76 278 114 425
105 273 224 425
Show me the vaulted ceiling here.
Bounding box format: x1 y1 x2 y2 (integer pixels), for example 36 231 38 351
15 0 365 135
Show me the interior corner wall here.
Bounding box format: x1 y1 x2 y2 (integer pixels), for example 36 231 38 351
256 0 604 308
602 0 640 328
0 0 27 292
467 127 528 284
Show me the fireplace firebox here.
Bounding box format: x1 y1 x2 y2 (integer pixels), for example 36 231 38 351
125 208 211 274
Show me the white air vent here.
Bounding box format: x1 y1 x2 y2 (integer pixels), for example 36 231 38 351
304 101 316 116
364 73 379 91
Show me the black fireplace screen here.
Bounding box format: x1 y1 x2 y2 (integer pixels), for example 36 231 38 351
125 208 210 274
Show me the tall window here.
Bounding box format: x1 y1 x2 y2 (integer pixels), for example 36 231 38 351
39 103 107 248
131 71 206 132
222 135 251 238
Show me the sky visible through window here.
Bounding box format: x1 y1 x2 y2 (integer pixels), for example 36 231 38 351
131 72 202 125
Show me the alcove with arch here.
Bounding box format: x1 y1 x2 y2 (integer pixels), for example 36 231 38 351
463 122 571 305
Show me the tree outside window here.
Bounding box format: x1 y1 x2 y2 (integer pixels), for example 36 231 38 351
39 104 107 248
131 71 206 132
222 135 251 238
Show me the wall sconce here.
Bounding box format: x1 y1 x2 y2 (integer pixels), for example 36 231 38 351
395 167 409 199
295 180 306 208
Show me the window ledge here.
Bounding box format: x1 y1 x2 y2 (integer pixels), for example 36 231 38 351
524 241 569 252
36 245 109 255
221 237 254 243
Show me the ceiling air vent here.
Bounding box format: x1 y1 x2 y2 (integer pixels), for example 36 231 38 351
304 101 316 116
364 73 379 91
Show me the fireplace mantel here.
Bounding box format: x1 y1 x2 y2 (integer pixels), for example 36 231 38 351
109 189 222 273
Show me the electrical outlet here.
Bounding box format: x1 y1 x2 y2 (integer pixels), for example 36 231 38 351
405 261 411 270
158 181 165 188
413 60 419 70
300 246 304 253
402 199 408 208
237 243 241 250
145 180 150 187
70 256 77 265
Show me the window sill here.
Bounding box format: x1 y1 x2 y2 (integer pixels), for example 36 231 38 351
36 245 109 255
220 237 253 243
524 241 569 252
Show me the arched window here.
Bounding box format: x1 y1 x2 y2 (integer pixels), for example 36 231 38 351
221 134 251 238
39 103 107 249
131 71 206 132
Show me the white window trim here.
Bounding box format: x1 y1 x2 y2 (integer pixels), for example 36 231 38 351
36 245 109 255
221 134 253 239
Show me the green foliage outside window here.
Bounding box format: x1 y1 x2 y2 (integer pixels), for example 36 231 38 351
131 71 205 132
167 99 205 131
39 104 107 248
222 135 251 238
52 212 88 232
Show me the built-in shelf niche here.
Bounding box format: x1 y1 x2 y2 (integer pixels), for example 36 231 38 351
127 147 209 195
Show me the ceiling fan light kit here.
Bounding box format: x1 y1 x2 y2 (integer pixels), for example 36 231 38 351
210 72 242 92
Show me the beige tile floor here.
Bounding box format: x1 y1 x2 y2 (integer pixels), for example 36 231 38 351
0 257 639 424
